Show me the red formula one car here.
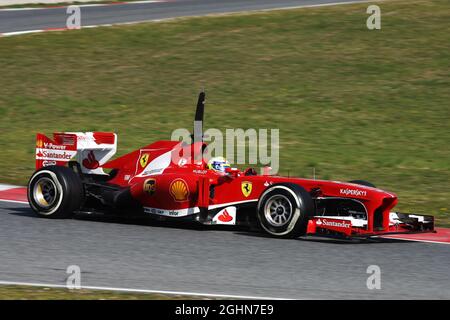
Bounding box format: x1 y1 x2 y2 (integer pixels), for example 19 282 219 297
27 92 434 239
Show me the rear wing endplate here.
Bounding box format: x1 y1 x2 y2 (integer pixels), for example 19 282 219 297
35 132 117 174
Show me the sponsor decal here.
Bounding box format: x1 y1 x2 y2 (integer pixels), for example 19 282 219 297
144 206 199 217
218 210 233 222
145 207 158 214
143 178 156 196
82 150 100 169
141 168 164 176
138 151 171 177
40 142 67 150
193 169 208 175
36 139 44 148
340 188 367 197
264 181 272 187
36 149 76 161
212 207 237 225
42 160 57 167
241 181 253 197
316 218 351 229
170 178 189 202
178 158 187 166
147 209 182 217
139 153 150 168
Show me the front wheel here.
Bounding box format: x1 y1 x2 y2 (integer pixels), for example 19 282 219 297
27 166 84 218
257 183 315 239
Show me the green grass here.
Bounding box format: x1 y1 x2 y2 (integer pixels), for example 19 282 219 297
0 0 448 225
0 285 210 299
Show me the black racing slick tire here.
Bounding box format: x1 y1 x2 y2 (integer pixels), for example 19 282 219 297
349 180 376 188
27 166 84 218
257 183 315 239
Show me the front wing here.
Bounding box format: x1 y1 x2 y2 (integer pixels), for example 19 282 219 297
306 212 435 238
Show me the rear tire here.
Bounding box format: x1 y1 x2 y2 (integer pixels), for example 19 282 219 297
27 166 84 218
257 183 315 239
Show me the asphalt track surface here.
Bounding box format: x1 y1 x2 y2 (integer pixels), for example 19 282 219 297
0 0 368 34
1 201 449 299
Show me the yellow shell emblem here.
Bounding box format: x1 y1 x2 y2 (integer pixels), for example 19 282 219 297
139 153 150 168
36 139 44 148
241 181 252 197
170 179 189 202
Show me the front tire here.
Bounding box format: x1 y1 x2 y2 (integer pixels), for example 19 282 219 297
257 183 315 239
27 166 84 218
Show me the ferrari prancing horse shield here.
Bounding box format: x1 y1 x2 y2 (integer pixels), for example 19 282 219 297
241 181 252 197
139 153 150 168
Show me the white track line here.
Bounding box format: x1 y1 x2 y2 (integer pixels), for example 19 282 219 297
0 183 22 191
0 199 28 204
379 236 450 245
246 0 374 13
0 280 287 300
0 30 46 36
0 0 375 37
0 0 162 11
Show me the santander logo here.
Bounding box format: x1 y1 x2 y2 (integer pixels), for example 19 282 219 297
218 210 233 222
82 150 100 169
316 218 351 229
213 206 236 225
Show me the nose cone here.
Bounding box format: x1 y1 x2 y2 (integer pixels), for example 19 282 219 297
340 182 397 200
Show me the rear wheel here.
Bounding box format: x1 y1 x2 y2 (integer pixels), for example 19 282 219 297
28 166 84 218
257 183 315 239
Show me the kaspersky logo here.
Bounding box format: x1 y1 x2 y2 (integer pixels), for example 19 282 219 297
340 188 367 197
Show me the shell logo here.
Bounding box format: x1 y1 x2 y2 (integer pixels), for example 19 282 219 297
169 178 189 202
36 139 44 148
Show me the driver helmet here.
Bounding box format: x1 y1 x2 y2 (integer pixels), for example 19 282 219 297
207 156 230 173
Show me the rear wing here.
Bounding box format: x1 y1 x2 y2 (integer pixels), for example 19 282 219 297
35 132 117 174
